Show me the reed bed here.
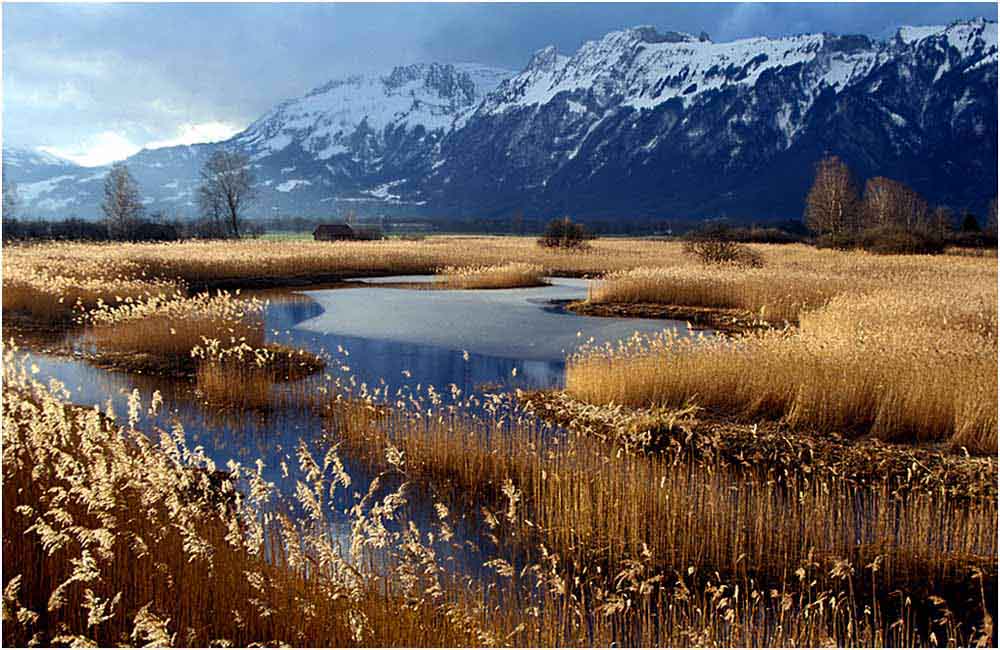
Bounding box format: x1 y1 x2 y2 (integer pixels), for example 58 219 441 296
1 264 180 327
1 352 498 647
3 236 998 646
573 249 998 453
2 237 679 297
567 284 998 453
436 262 546 289
5 353 994 646
589 266 852 323
327 383 996 590
86 291 266 357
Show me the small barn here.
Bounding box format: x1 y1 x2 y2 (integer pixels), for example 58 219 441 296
313 223 354 241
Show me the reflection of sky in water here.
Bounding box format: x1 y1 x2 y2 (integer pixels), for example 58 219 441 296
21 278 696 487
269 277 693 394
16 278 696 574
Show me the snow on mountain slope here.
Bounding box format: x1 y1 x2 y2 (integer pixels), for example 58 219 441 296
234 62 511 162
427 19 996 218
3 147 79 171
5 19 996 222
481 27 882 116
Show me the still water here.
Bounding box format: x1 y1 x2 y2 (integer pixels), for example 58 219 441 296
15 277 698 570
21 277 696 469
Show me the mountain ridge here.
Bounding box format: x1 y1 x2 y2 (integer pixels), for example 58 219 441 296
4 18 996 222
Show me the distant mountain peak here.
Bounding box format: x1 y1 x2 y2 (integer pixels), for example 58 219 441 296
4 18 995 222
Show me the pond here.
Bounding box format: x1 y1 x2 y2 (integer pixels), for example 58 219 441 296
268 276 695 394
21 277 698 462
14 276 702 575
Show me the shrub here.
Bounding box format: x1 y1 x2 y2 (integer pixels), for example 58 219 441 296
817 226 946 255
538 217 591 249
352 226 384 241
683 226 764 267
857 226 945 255
815 231 862 250
436 262 545 289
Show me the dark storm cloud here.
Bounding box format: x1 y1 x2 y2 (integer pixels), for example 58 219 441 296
3 2 995 165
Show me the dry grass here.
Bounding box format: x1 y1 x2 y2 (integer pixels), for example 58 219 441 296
322 379 997 645
329 383 996 589
567 284 997 453
3 349 995 647
1 264 180 327
436 262 546 289
85 291 266 364
3 237 997 646
2 237 680 296
1 352 499 648
573 246 998 454
519 391 998 500
589 265 848 323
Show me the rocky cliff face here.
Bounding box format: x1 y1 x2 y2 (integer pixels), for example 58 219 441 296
4 19 996 222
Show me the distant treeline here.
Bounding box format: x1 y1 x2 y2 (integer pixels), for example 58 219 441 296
0 216 267 243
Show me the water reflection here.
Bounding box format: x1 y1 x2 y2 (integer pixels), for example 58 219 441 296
14 277 699 575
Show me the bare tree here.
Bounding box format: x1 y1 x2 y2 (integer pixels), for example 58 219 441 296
2 180 19 221
803 155 860 236
198 150 256 238
862 177 903 227
930 206 954 239
896 184 929 231
862 176 929 231
197 183 227 238
102 163 144 240
986 197 998 242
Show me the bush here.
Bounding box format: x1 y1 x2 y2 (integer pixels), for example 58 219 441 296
538 217 591 249
352 226 384 241
682 225 764 267
725 226 804 244
859 226 945 255
814 231 861 251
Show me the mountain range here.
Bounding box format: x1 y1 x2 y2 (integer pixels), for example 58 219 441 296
3 18 997 224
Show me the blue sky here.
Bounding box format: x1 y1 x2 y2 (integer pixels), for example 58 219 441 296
3 2 996 166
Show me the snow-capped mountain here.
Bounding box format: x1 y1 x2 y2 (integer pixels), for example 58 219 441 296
423 19 997 218
3 62 511 219
4 19 996 222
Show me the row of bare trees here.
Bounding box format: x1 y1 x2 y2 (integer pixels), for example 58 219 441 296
804 155 997 249
99 150 256 240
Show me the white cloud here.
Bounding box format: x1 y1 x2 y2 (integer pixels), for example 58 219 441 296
39 131 141 167
35 121 243 167
144 121 241 149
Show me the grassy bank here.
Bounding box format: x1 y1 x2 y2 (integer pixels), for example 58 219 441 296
436 262 546 289
567 282 997 453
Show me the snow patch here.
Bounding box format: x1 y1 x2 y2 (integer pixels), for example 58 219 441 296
276 179 312 192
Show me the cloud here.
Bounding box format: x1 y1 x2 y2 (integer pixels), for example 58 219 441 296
40 131 141 167
144 122 242 149
5 3 994 158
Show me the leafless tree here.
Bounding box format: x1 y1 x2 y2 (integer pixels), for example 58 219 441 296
2 180 19 221
930 206 954 239
862 177 902 227
198 149 256 238
896 184 929 231
804 155 860 236
862 176 929 231
986 196 998 241
197 183 227 237
102 163 144 240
